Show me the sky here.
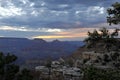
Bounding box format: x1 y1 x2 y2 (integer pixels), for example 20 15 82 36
0 0 120 41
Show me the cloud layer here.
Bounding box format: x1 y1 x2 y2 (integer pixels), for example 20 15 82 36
0 0 119 40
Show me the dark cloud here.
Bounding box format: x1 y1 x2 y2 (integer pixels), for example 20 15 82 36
40 0 119 7
0 0 119 40
0 0 119 29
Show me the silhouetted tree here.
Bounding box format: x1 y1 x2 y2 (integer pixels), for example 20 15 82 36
17 69 33 80
107 2 120 25
0 52 33 80
85 27 119 52
84 29 101 48
106 2 120 51
45 58 52 80
0 52 19 80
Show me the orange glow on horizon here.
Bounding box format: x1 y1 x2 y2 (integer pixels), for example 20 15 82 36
32 28 98 39
33 32 88 39
33 35 73 39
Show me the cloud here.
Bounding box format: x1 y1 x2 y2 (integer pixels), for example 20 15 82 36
0 0 116 29
92 23 120 29
0 0 119 40
0 1 25 18
0 26 62 32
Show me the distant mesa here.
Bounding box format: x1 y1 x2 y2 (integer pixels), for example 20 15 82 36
33 38 47 43
52 39 61 43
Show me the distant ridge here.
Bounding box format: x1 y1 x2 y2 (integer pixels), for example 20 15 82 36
0 37 84 66
0 37 28 40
